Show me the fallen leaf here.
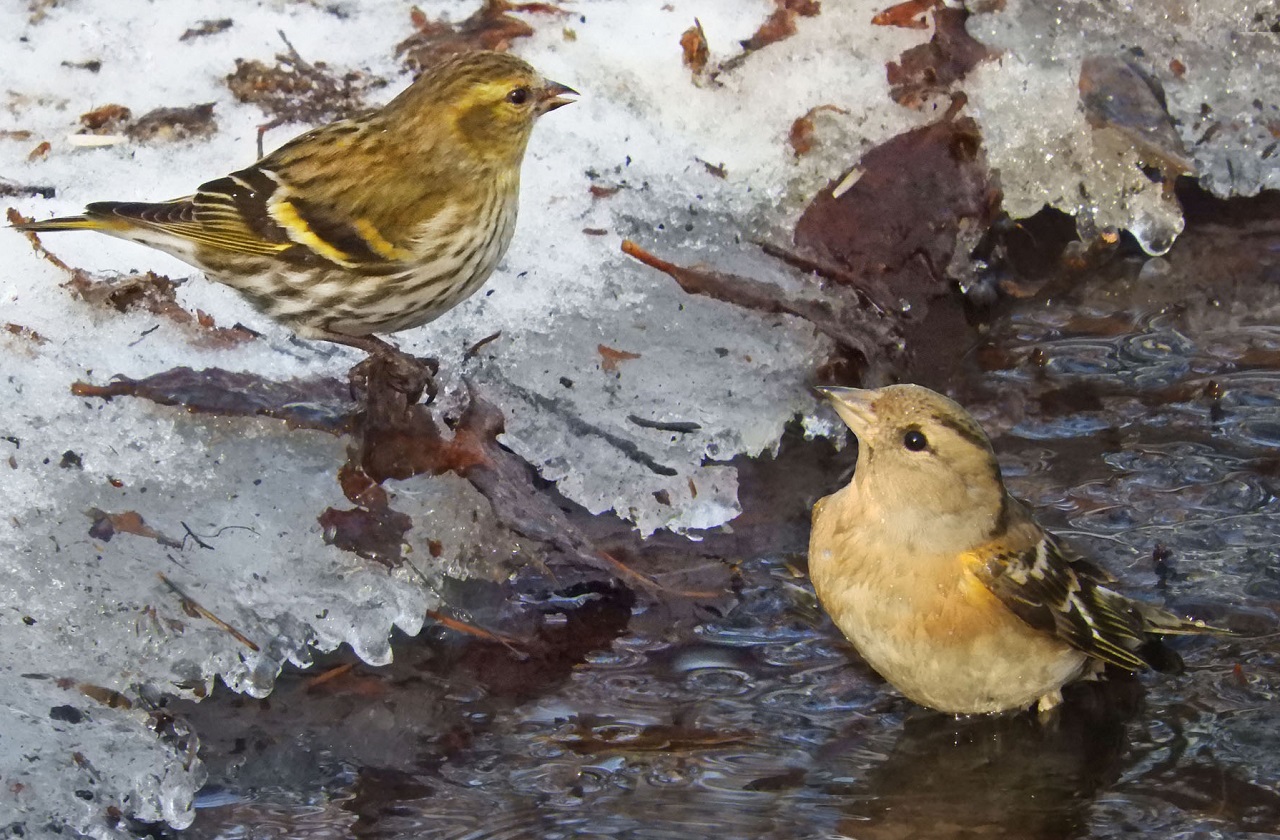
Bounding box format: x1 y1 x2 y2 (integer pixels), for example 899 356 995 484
86 509 183 549
886 7 992 108
680 18 710 76
598 344 641 373
179 18 232 41
872 0 936 29
79 103 132 134
397 1 566 74
788 104 849 156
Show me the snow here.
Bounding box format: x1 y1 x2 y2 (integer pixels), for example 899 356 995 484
1 0 1275 835
966 0 1280 254
0 1 919 834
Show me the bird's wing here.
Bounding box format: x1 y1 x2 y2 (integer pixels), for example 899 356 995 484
190 163 414 271
85 121 420 270
963 498 1158 671
83 190 293 258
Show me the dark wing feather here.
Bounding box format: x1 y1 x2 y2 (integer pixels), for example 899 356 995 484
86 118 418 271
84 168 294 259
968 497 1206 672
189 166 296 254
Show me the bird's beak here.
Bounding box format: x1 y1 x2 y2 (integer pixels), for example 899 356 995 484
814 386 876 436
539 80 578 114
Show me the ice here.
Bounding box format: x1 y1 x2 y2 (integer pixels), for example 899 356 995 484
966 0 1280 253
2 676 204 834
6 0 1267 833
0 0 931 834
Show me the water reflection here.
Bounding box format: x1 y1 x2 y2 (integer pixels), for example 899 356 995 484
829 684 1136 840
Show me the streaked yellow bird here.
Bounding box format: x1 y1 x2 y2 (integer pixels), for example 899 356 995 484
14 51 575 369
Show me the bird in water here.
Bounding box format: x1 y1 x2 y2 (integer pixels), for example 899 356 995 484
809 383 1228 714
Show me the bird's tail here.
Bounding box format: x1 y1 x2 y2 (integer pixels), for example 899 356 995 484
1117 598 1236 674
11 214 121 233
1133 603 1236 674
1139 602 1235 637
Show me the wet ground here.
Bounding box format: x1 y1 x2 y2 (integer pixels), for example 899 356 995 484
175 192 1280 839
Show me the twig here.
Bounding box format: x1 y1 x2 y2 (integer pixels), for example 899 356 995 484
180 522 214 550
305 662 355 690
628 415 702 433
464 330 503 360
427 609 527 658
276 29 313 72
6 208 74 272
755 239 892 316
596 550 721 600
157 573 260 651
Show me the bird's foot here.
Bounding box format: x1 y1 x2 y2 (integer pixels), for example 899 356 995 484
1035 690 1064 716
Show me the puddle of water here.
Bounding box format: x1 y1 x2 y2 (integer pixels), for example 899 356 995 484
178 217 1280 838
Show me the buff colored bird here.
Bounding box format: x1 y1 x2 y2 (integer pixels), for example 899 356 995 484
809 384 1225 714
14 51 575 378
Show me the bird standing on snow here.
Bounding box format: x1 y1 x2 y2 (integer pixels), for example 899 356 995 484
809 383 1225 714
13 51 575 390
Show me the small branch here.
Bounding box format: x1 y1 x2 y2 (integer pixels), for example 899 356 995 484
157 573 260 652
180 522 215 550
464 330 503 360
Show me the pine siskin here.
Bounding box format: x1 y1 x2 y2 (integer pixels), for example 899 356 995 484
13 51 575 363
810 383 1227 714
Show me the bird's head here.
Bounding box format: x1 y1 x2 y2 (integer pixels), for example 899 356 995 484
393 50 576 168
816 384 1006 526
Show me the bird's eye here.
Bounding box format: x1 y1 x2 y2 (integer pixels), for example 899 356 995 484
903 430 928 451
506 87 531 106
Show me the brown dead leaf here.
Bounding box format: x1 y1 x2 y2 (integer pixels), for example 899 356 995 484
4 323 47 345
179 18 233 41
788 104 849 156
227 33 384 153
699 159 728 178
680 19 710 77
794 114 993 295
872 0 936 29
1079 54 1194 175
705 0 820 79
740 0 821 53
87 508 183 548
126 103 217 144
27 141 50 161
79 103 132 134
792 111 997 380
397 1 566 74
65 270 255 348
598 344 642 373
318 505 413 566
887 7 992 108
